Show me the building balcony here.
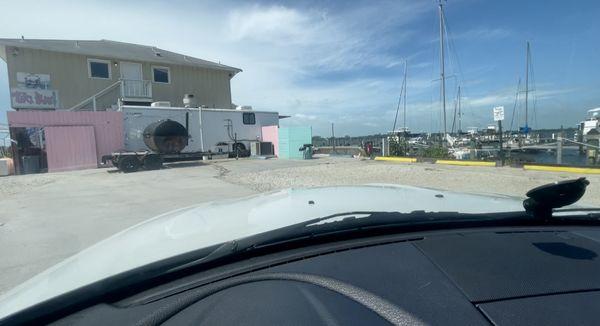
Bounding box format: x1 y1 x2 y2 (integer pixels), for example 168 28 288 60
120 79 152 100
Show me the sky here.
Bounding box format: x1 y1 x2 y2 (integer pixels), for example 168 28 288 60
1 0 599 136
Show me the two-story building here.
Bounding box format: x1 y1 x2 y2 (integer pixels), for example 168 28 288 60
0 38 241 111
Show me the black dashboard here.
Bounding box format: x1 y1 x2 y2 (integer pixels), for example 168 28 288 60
38 227 600 325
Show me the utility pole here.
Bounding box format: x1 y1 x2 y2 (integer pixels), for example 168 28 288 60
524 41 530 134
331 122 336 153
439 0 447 139
498 120 504 166
557 126 563 164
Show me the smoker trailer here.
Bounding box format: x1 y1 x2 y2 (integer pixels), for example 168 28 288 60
102 105 280 172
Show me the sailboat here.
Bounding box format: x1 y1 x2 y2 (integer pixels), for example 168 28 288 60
391 1 450 140
435 0 471 158
451 86 463 135
519 41 534 135
391 60 409 135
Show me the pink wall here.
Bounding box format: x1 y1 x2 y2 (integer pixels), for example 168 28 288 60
261 125 279 157
45 126 98 172
7 111 124 170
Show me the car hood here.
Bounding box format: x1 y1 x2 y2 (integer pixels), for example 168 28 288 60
0 184 524 319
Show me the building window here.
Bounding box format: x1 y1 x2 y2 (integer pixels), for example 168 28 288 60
243 112 255 125
88 59 111 79
152 66 170 84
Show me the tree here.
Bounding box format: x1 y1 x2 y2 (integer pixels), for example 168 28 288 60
389 137 409 157
421 144 451 159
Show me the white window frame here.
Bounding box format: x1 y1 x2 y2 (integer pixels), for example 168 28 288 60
87 58 112 80
151 66 171 84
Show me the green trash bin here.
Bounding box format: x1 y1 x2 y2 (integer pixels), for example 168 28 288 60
299 144 313 160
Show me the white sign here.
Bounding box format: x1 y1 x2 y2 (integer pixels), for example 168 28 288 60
11 88 59 109
16 72 51 89
493 106 505 121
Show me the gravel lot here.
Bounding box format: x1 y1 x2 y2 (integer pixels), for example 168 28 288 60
0 156 599 295
219 157 600 205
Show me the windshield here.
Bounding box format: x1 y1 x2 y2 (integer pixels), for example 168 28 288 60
1 0 600 320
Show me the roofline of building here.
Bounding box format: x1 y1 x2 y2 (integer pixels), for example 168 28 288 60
0 38 242 75
121 105 279 114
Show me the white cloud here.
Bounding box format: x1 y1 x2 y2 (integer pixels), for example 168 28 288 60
453 28 512 41
467 94 513 107
294 113 317 121
465 86 576 108
0 1 582 133
0 0 436 133
227 5 316 44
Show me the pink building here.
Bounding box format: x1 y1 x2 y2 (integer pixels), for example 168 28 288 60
261 125 279 157
7 111 123 173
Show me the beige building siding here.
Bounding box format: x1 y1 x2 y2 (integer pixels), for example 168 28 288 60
6 47 118 109
145 64 233 108
4 46 234 110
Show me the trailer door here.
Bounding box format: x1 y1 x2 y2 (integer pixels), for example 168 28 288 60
45 126 98 172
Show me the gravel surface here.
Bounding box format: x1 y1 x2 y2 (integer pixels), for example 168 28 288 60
219 157 600 205
0 173 58 197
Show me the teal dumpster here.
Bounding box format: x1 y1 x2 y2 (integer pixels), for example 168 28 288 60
278 127 312 159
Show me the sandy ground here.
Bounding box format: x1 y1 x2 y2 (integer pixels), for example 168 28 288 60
219 157 600 205
0 157 599 295
0 161 256 294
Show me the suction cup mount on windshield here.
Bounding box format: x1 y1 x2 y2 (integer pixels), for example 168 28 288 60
524 177 590 219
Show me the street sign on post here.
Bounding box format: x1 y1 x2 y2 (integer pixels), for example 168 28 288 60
493 106 505 166
493 106 505 121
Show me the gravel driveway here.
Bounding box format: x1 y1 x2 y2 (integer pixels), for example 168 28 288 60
218 157 600 205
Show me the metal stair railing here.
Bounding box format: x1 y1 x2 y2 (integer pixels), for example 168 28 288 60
68 80 122 111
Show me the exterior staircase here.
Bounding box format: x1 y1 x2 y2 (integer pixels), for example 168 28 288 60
68 79 152 111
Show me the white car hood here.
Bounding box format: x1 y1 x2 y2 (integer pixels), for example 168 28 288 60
0 184 524 319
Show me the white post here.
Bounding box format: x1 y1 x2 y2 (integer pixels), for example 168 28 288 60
198 108 205 152
147 80 152 99
92 97 97 112
557 135 563 165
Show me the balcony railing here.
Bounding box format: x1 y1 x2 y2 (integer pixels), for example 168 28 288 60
120 79 152 99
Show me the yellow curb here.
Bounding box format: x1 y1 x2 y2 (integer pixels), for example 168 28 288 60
523 165 600 174
435 160 496 167
374 156 417 163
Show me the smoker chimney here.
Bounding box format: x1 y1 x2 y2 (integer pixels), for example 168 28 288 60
183 94 198 108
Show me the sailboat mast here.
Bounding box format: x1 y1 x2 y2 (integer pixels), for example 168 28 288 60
403 61 407 131
524 41 530 133
439 0 447 137
458 86 462 133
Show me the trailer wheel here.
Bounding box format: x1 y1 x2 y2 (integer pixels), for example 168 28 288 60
118 156 141 173
143 155 163 170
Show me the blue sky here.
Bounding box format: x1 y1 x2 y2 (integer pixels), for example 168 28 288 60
1 0 599 136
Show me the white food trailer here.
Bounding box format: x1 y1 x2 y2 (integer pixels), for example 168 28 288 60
103 105 280 172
